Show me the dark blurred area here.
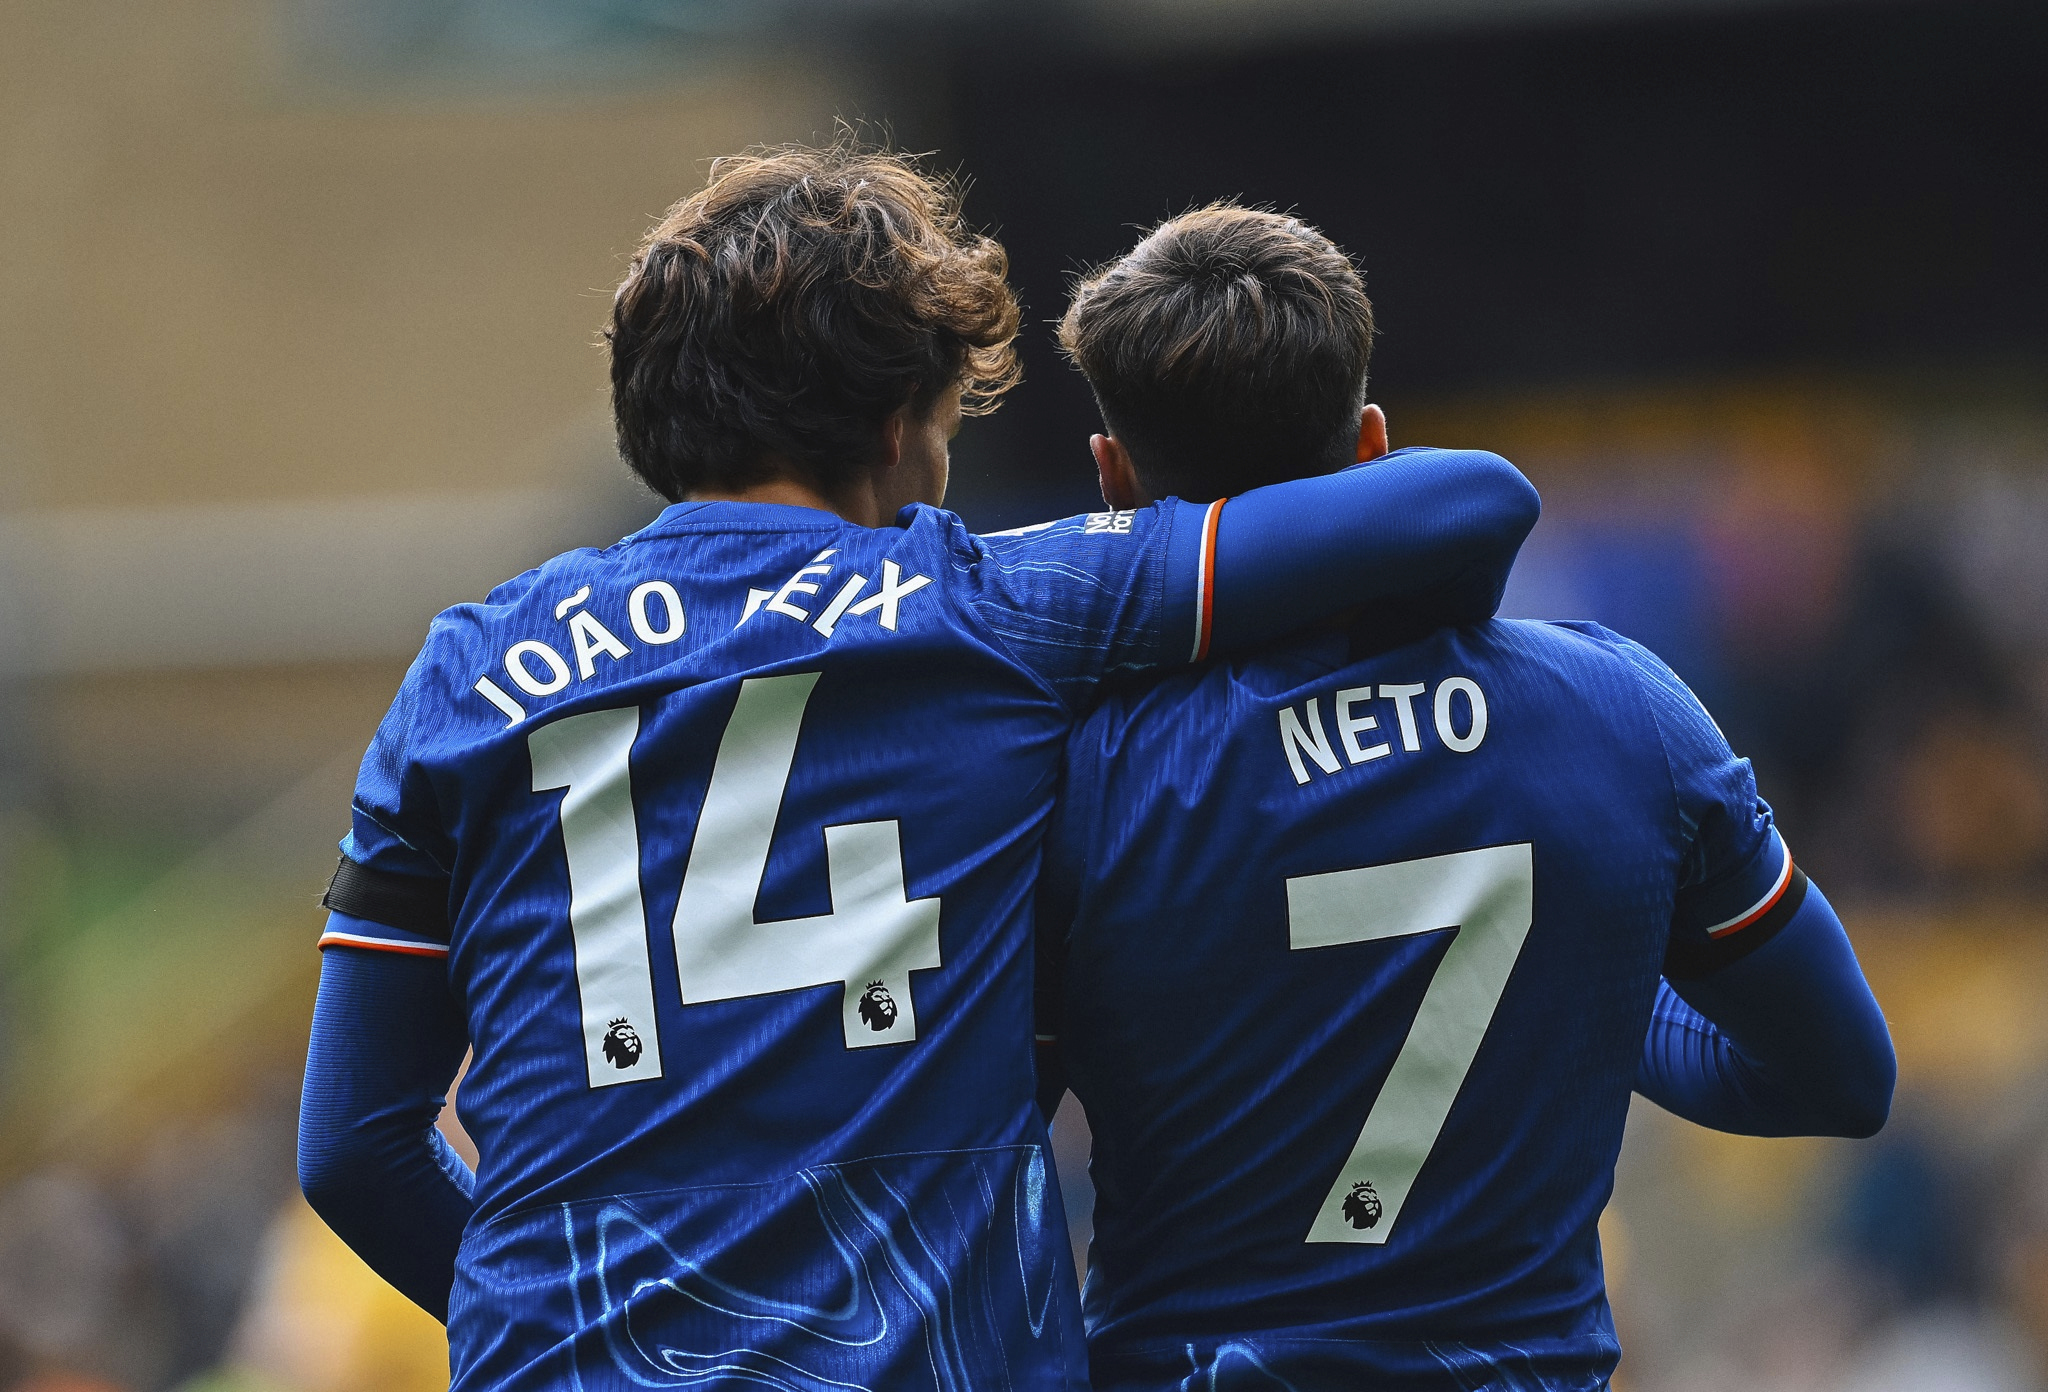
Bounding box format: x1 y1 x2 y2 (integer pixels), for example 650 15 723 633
938 0 2048 509
2 1 2045 1388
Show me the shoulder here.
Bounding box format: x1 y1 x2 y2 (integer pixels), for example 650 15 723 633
1491 616 1649 664
958 501 1186 564
1070 629 1342 762
414 546 605 666
1524 620 1713 719
386 536 668 741
891 502 986 555
1377 444 1516 468
857 503 1006 585
1475 618 1687 701
1494 620 1739 815
1481 617 1721 742
1530 617 1677 669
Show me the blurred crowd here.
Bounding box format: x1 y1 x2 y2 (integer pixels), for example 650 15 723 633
1490 388 2048 902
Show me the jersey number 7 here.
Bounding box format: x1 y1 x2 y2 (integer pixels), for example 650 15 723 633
1287 843 1534 1244
529 671 943 1090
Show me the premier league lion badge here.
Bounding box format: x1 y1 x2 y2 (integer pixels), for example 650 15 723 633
858 981 899 1032
1343 1180 1383 1230
602 1017 643 1068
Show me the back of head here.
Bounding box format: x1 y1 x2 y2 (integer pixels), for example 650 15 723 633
608 143 1022 502
1059 206 1375 503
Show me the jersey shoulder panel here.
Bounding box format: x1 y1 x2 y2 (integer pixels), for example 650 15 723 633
943 498 1210 702
337 525 756 904
1526 621 1796 972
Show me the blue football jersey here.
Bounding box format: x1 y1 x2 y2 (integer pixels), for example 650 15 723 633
1040 619 1804 1392
324 495 1231 1392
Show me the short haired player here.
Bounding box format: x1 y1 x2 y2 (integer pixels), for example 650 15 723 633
1036 205 1895 1392
293 151 1541 1391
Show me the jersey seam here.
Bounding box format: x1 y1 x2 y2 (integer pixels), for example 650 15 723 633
351 799 458 879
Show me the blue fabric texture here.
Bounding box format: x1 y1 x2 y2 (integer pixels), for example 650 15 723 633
298 926 474 1321
1641 882 1894 1138
299 451 1535 1389
1038 617 1834 1390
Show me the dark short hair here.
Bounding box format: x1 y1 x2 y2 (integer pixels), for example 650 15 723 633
1058 205 1375 503
607 143 1021 502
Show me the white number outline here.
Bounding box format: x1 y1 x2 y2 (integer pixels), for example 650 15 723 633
1286 842 1534 1243
529 672 942 1090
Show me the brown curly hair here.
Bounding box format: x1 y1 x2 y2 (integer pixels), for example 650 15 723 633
607 143 1022 502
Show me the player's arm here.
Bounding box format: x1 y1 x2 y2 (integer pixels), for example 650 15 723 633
968 447 1538 696
299 913 475 1322
1619 635 1894 1139
300 686 476 1325
1206 447 1540 654
1638 872 1894 1138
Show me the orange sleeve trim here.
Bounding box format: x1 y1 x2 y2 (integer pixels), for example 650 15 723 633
1705 844 1795 939
1191 498 1228 661
317 930 450 958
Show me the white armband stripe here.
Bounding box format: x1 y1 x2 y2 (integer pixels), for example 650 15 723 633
1705 838 1794 938
317 929 451 958
1190 498 1226 662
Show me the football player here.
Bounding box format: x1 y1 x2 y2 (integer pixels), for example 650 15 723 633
294 149 1541 1391
1036 205 1895 1392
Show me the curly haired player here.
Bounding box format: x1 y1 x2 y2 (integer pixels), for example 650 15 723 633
294 149 1540 1391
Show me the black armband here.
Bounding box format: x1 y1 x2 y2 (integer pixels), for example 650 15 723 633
1665 865 1808 980
322 856 452 943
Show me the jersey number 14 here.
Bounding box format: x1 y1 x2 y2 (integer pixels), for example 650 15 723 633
528 671 942 1089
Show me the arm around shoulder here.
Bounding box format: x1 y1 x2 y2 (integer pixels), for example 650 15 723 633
1207 448 1540 654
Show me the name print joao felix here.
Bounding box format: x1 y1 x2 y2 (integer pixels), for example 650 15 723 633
471 551 937 727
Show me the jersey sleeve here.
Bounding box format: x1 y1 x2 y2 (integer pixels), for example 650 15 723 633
959 447 1539 705
320 652 458 959
1613 637 1808 979
1205 447 1538 652
962 501 1214 704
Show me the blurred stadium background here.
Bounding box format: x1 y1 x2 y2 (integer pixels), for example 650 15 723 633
2 0 2046 1388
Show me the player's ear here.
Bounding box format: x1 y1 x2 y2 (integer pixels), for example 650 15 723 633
1355 404 1390 464
877 405 907 472
1092 434 1151 510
